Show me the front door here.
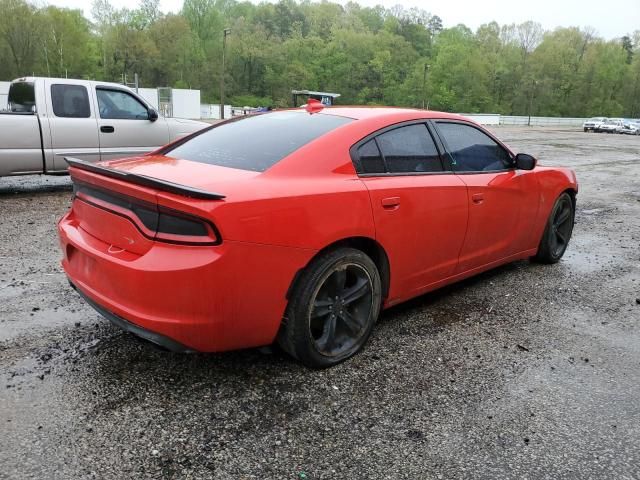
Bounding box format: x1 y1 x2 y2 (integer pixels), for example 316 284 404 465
433 120 539 272
94 87 169 161
354 122 469 303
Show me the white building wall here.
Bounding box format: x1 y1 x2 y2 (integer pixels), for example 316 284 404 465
137 88 159 110
0 81 11 110
172 89 201 119
200 104 233 120
458 113 501 125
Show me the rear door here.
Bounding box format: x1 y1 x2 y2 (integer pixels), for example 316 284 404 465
94 86 169 160
432 120 539 272
44 79 100 169
354 121 468 302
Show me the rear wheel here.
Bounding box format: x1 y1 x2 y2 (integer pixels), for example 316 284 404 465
278 247 382 368
532 192 575 264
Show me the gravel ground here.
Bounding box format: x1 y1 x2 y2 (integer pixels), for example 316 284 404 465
1 127 639 479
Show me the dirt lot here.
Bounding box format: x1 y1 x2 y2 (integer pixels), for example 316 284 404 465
1 127 639 479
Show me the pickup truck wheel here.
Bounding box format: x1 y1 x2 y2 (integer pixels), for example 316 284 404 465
278 247 382 368
532 193 575 264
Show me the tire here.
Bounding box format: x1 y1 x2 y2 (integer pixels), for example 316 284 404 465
583 128 588 132
277 247 382 368
532 192 575 264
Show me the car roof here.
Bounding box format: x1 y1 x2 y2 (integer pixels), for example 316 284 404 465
318 106 470 122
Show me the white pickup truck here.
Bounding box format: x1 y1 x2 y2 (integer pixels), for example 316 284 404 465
0 77 208 177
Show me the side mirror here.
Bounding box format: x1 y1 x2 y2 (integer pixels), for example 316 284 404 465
515 153 536 170
148 108 159 122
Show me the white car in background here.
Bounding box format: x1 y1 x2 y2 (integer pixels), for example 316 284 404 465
583 117 607 132
596 118 624 133
621 121 640 135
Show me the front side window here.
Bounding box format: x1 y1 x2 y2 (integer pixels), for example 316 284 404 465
436 122 512 172
51 84 90 118
376 124 442 173
97 88 149 120
165 111 352 172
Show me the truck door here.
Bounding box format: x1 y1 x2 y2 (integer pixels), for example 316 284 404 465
44 80 100 170
94 87 169 161
0 81 45 176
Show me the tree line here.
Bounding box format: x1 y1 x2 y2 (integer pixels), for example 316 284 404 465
1 0 639 117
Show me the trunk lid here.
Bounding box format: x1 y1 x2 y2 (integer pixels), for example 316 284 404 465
67 155 244 252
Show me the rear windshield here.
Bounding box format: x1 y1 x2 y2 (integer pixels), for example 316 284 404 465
8 82 36 113
165 111 352 172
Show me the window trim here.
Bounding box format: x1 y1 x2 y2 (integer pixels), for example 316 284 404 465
50 83 91 119
350 119 448 177
95 86 151 121
430 119 515 174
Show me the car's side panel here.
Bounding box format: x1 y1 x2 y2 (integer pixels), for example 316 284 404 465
527 167 578 250
455 169 540 272
361 174 469 303
174 178 376 250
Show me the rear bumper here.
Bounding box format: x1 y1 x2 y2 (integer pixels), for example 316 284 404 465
71 281 194 352
58 210 315 352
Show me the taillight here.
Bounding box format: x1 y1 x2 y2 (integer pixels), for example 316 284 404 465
73 182 220 245
154 207 220 245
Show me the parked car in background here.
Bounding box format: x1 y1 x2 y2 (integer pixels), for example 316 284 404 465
0 77 208 178
621 121 640 135
58 105 578 367
596 118 624 133
583 117 607 132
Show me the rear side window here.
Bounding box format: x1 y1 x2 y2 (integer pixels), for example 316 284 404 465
8 82 36 113
436 122 512 172
165 112 352 172
357 140 385 174
376 124 442 173
51 84 91 118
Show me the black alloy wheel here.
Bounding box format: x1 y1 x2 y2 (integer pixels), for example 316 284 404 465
532 192 575 264
309 263 373 357
549 195 574 258
278 247 382 368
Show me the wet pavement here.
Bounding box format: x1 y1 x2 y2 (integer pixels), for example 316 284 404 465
1 127 639 479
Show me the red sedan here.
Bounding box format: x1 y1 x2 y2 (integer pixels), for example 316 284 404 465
58 106 578 367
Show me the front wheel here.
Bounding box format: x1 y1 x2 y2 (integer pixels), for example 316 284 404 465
532 192 575 264
277 247 382 368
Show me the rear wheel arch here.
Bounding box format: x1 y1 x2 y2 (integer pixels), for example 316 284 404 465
563 187 577 208
287 236 390 302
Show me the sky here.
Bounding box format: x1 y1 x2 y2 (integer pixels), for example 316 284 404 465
44 0 639 40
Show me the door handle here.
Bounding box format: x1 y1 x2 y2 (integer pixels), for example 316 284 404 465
381 197 401 209
100 126 115 133
471 193 484 204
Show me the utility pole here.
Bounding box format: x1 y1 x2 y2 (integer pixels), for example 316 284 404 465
422 63 430 110
220 28 231 120
422 63 431 110
527 80 537 126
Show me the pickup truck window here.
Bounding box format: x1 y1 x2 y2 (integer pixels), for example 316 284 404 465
51 84 91 118
97 88 149 120
7 82 36 113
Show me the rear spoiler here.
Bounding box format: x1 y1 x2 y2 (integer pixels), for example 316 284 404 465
65 157 225 201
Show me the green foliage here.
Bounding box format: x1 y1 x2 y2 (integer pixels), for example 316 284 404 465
0 0 638 117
